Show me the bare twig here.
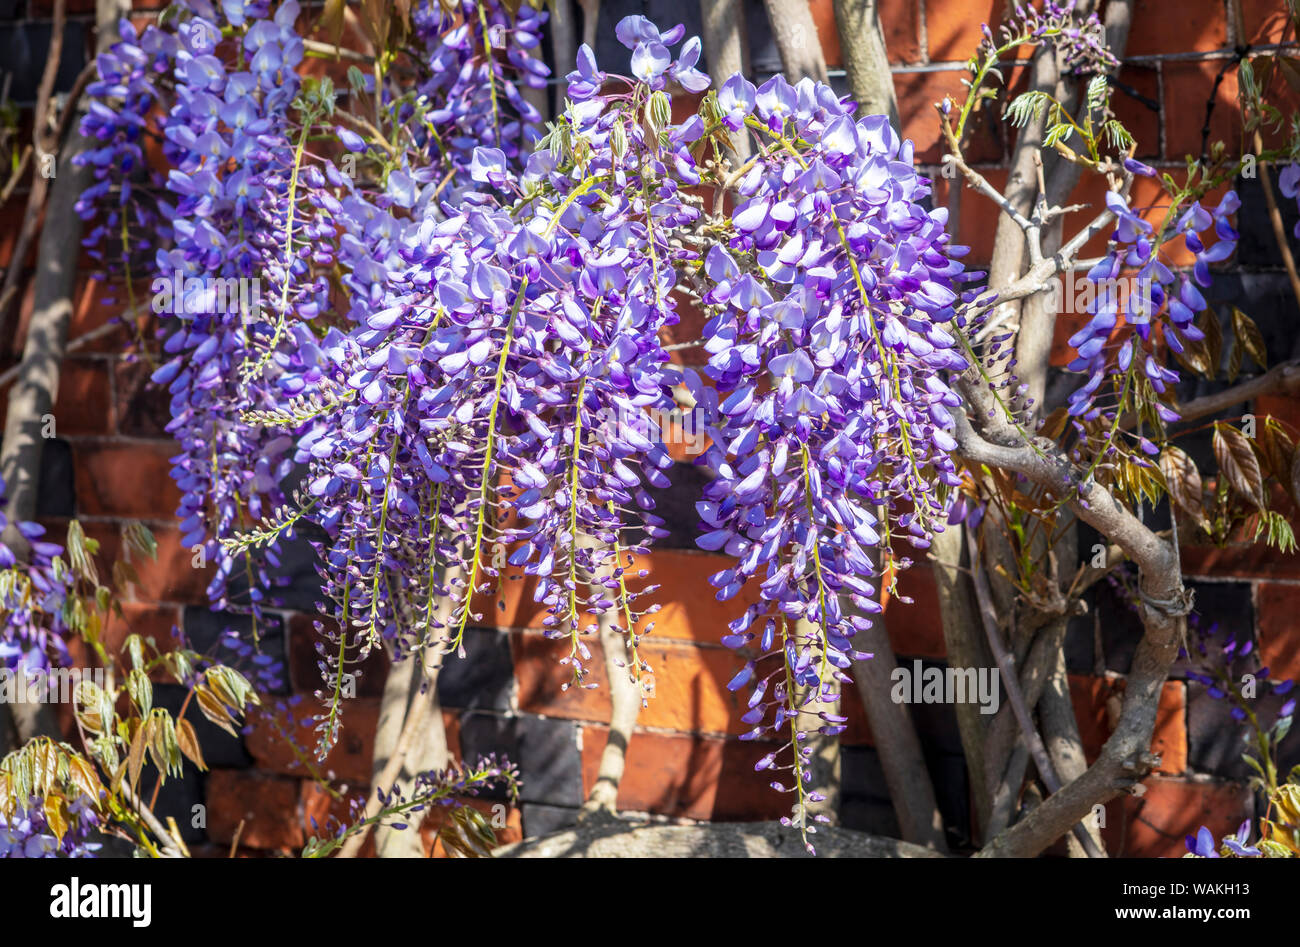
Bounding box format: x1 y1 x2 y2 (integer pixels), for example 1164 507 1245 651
119 782 184 858
1253 131 1300 313
969 542 1103 858
953 413 1187 857
0 313 139 392
0 0 68 341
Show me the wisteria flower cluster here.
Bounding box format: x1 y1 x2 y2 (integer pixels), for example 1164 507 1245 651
0 475 75 676
1280 163 1300 239
977 2 1118 78
0 794 102 859
1063 181 1241 431
692 72 972 823
71 1 979 841
77 0 547 649
1184 821 1262 858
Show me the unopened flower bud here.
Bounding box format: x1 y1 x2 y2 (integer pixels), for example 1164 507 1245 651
646 90 671 136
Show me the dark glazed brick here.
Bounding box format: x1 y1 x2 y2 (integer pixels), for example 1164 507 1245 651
182 606 289 695
926 752 970 845
1236 172 1300 270
0 22 86 101
457 711 518 802
900 660 967 755
115 358 174 438
265 531 326 612
287 612 388 698
154 681 254 769
841 744 892 799
518 714 583 807
436 626 514 711
1093 577 1147 675
459 713 581 808
147 761 209 844
1186 682 1255 782
35 437 75 517
1201 272 1297 364
1065 588 1099 675
521 802 579 839
840 745 899 837
1180 581 1256 661
635 461 710 549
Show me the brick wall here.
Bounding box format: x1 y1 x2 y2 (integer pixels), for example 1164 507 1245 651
2 0 1297 857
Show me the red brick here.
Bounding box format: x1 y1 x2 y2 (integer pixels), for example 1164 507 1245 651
299 779 366 840
934 166 1008 265
245 697 381 786
68 279 149 356
1051 306 1093 367
1238 0 1294 43
129 526 213 604
1152 681 1189 776
810 0 922 67
1061 172 1115 260
1100 777 1254 858
925 0 999 64
1180 540 1300 580
884 563 947 659
1256 394 1300 433
62 602 182 687
1128 0 1228 57
1111 64 1161 159
638 640 756 734
72 440 182 519
287 612 390 697
512 631 612 722
1068 674 1186 775
0 201 28 282
44 359 112 437
895 68 1004 165
113 358 173 438
1164 60 1241 162
1258 582 1300 683
580 726 790 821
514 631 769 736
205 769 304 851
622 549 762 644
481 548 758 646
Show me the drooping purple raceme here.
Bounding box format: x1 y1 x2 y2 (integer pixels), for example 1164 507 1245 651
75 7 977 837
687 71 972 832
1062 176 1240 457
0 476 75 677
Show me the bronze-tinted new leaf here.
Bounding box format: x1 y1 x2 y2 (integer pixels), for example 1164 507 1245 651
438 805 496 858
1231 307 1268 371
1159 446 1208 528
1214 422 1266 508
194 685 240 738
176 717 208 771
44 794 68 845
1227 336 1243 383
1291 447 1300 510
1256 416 1296 483
1173 311 1216 378
1203 307 1223 376
316 0 347 49
126 719 148 792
